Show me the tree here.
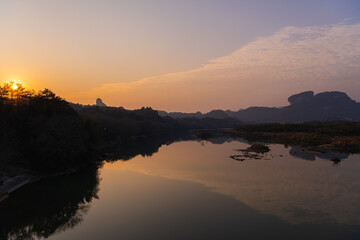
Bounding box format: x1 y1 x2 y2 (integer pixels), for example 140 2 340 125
0 81 34 104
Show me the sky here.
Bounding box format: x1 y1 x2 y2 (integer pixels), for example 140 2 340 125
0 0 359 112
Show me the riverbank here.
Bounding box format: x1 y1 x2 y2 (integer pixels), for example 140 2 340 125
225 130 360 153
0 161 103 203
197 122 360 154
0 132 191 203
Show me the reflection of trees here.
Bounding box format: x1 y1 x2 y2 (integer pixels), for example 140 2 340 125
0 166 100 240
104 132 194 162
0 134 194 240
106 134 247 162
203 137 249 145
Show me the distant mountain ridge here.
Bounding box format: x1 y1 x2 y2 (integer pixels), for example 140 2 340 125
158 91 360 123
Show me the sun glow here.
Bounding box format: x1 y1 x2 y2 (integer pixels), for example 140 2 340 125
11 82 18 90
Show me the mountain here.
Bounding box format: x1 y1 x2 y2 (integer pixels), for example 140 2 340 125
96 98 107 107
204 110 230 119
158 91 360 123
158 111 202 119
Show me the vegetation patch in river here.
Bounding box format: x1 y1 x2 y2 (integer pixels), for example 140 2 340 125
230 143 272 161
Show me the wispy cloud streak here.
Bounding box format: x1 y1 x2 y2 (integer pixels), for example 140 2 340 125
71 22 360 111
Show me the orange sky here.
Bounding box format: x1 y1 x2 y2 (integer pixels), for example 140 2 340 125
1 1 359 112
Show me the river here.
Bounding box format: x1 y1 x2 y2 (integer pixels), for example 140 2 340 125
1 137 360 239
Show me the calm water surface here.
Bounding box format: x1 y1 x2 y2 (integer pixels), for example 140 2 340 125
2 138 360 239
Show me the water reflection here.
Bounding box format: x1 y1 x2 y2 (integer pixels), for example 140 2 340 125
103 132 194 161
0 134 187 240
1 136 360 240
115 139 360 226
0 166 100 240
289 146 350 161
49 171 359 240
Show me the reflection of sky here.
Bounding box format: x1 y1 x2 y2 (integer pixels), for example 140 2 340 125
47 170 357 240
105 140 360 225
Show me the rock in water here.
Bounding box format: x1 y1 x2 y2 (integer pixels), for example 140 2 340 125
248 144 270 153
96 98 107 107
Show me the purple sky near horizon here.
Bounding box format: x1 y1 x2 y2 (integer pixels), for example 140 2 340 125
0 0 359 111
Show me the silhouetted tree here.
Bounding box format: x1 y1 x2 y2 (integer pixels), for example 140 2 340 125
0 82 99 172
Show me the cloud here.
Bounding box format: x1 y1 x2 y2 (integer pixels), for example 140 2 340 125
69 22 360 112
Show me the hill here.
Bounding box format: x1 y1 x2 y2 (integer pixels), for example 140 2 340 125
159 91 360 123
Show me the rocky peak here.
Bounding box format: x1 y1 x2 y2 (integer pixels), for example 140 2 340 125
314 91 354 104
288 91 314 105
96 98 107 107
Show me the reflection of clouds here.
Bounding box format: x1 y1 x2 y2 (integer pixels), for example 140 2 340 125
112 141 360 225
75 22 360 111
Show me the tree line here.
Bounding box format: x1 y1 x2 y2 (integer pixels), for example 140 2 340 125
0 82 239 172
0 82 97 172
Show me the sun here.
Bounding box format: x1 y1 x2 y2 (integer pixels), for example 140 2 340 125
11 82 18 90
